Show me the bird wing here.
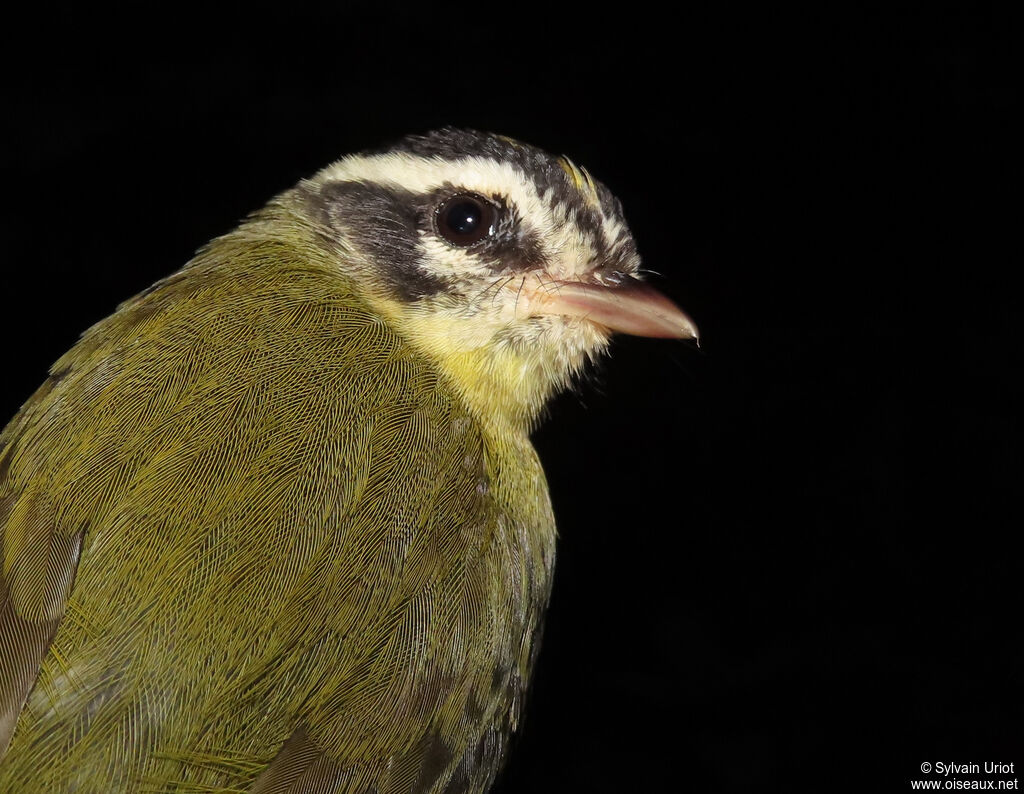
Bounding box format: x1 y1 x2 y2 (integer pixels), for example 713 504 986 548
0 246 545 793
0 366 85 759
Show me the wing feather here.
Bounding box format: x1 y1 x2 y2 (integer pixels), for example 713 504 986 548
0 372 85 759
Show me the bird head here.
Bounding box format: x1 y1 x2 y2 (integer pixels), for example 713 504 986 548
289 128 697 433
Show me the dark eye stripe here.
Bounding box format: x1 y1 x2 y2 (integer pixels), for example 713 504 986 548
305 180 450 301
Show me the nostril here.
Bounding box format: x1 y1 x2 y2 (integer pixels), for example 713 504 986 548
589 266 635 287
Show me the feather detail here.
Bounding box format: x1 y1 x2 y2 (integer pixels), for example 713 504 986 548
0 218 555 792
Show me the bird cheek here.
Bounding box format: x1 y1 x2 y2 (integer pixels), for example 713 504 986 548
494 273 548 324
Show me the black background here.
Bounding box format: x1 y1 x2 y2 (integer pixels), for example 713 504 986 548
1 5 1020 793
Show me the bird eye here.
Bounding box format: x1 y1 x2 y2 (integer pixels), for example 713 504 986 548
435 194 496 246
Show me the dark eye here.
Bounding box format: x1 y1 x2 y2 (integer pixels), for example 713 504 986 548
435 194 496 246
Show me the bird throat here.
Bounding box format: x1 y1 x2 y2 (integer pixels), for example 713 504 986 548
364 295 578 435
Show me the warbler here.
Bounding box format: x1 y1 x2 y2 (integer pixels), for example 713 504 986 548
0 128 697 793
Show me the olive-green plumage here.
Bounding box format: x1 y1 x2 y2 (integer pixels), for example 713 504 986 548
0 129 695 792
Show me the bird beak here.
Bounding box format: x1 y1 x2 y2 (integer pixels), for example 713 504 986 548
526 277 699 340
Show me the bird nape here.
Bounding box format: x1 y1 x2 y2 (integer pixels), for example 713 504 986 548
0 128 697 793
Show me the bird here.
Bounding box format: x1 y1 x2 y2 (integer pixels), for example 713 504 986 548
0 128 697 793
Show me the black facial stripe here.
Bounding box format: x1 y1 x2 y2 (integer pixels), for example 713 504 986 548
421 184 548 274
303 178 549 300
303 180 449 301
491 203 547 273
389 128 631 258
391 128 577 202
305 130 639 305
